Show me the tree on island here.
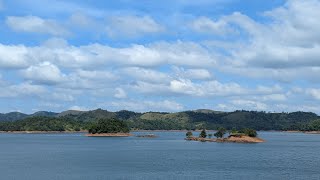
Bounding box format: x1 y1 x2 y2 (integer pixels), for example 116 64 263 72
186 131 193 138
199 129 207 138
229 127 238 135
214 127 226 138
88 118 130 134
239 128 257 137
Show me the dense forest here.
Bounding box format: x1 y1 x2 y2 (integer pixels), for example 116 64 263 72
0 109 319 131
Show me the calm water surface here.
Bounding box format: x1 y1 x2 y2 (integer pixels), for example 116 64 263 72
0 131 320 180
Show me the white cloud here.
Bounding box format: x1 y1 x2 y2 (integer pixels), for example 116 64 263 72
51 92 74 102
75 69 117 81
62 70 118 90
0 44 31 69
190 16 234 35
106 15 164 38
0 82 46 98
169 79 246 97
109 100 184 112
131 81 170 95
0 41 216 69
6 16 69 36
259 94 287 102
121 67 169 83
221 0 320 72
68 106 90 111
231 100 268 111
172 66 212 80
306 88 320 100
114 88 127 99
131 77 283 98
22 62 66 85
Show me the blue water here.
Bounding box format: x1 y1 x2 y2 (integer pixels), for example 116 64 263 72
0 131 320 180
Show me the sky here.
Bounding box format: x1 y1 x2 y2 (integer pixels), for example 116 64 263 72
0 0 320 113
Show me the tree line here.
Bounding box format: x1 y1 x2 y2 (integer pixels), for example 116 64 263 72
0 110 320 131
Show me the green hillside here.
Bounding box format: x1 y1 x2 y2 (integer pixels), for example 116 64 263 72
0 109 319 131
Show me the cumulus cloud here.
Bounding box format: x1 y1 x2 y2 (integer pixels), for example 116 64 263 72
190 16 234 35
6 16 69 36
172 66 212 80
109 100 184 112
121 67 169 83
0 82 46 98
306 88 320 100
22 62 66 85
230 99 268 111
0 44 31 69
219 0 320 73
114 88 127 99
169 79 248 97
106 15 164 38
2 0 320 114
0 41 216 69
68 106 91 111
131 77 283 98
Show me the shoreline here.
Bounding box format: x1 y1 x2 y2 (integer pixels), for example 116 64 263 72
1 130 320 134
0 130 87 134
85 133 133 137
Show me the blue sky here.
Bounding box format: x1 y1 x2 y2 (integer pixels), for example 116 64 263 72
0 0 320 113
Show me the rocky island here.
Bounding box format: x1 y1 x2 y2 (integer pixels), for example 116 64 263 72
185 128 265 143
86 118 132 137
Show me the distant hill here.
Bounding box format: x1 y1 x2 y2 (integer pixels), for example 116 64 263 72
0 112 28 121
0 109 319 131
57 110 86 117
31 111 58 117
58 109 116 121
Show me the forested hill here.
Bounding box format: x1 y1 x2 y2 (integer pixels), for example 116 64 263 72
0 109 319 131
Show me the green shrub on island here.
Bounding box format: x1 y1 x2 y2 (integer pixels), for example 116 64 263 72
186 131 193 138
214 127 226 138
238 128 257 137
199 129 207 138
88 118 129 134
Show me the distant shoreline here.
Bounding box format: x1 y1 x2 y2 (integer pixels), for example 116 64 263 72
85 133 133 137
1 130 320 134
0 130 87 134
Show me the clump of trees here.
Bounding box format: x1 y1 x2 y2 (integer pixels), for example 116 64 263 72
199 129 207 138
239 128 257 137
306 119 320 131
186 131 193 138
214 127 226 138
88 118 129 134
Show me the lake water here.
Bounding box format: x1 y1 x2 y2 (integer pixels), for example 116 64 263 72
0 131 320 180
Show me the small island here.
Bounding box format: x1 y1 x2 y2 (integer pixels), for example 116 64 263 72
86 118 132 137
136 134 157 138
185 128 265 143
